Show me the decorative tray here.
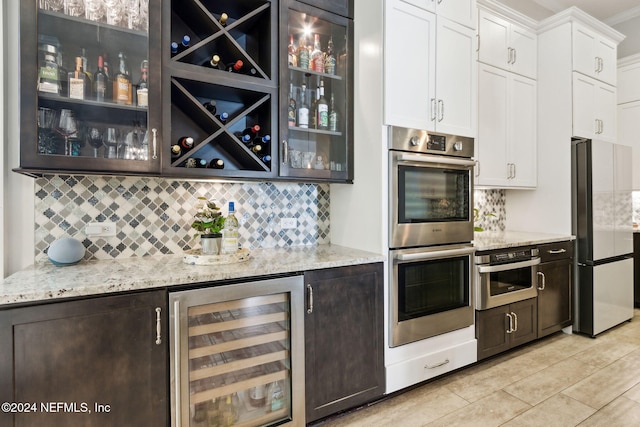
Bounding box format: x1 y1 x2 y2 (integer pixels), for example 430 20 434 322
182 248 251 265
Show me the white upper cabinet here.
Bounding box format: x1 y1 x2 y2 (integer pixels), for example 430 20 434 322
477 8 537 79
384 0 436 130
477 63 536 188
573 72 616 142
401 0 477 29
573 23 617 86
618 100 640 190
384 0 476 137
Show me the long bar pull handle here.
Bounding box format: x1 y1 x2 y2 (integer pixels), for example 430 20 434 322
431 98 437 122
512 48 517 64
151 128 158 159
438 99 444 122
537 271 546 291
475 160 480 178
548 248 567 254
425 359 450 369
282 140 288 165
512 312 518 332
506 313 513 333
306 284 314 314
173 301 182 427
155 307 162 345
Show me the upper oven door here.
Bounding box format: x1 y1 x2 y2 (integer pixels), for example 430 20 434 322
389 151 475 248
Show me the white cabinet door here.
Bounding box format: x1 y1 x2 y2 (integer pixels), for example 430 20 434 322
436 0 476 29
435 16 476 137
617 100 640 190
477 64 509 187
573 23 617 86
384 0 436 130
478 9 536 79
573 73 616 142
509 74 537 187
400 0 433 11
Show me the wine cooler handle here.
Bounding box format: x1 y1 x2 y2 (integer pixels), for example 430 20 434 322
173 301 182 427
282 140 289 165
151 128 158 159
306 284 314 314
155 307 162 345
506 313 513 333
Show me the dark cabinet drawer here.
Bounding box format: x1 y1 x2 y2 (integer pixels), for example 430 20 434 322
539 240 574 262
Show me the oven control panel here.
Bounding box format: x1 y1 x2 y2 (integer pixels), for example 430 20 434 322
476 247 539 265
389 126 474 158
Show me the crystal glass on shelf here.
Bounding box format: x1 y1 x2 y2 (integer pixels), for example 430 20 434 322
103 0 125 27
85 0 105 22
44 0 64 12
87 126 103 157
55 108 79 156
64 0 85 17
104 127 119 158
37 107 59 154
125 0 141 31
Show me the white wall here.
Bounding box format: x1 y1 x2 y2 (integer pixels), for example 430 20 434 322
613 16 640 58
330 0 386 255
4 1 35 277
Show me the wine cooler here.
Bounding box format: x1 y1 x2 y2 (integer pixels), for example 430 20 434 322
169 276 305 427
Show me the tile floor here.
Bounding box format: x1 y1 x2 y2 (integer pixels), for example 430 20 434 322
316 310 640 427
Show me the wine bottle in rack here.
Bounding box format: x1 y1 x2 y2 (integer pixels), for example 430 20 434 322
325 36 336 75
181 35 191 51
170 42 178 55
239 134 251 144
317 79 329 130
171 144 182 159
288 83 297 127
226 60 243 72
297 34 309 69
208 158 225 169
219 13 229 26
242 125 260 137
297 83 309 128
254 135 271 145
311 34 324 73
186 157 207 168
205 54 225 70
261 155 272 164
178 136 194 151
216 112 229 123
203 100 216 114
251 144 263 154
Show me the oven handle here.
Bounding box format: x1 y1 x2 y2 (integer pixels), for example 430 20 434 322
396 153 476 168
395 247 476 262
477 257 540 273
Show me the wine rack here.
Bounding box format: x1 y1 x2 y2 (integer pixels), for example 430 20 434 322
164 0 278 179
170 276 305 427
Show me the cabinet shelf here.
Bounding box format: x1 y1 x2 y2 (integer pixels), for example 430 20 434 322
289 66 343 81
289 126 342 136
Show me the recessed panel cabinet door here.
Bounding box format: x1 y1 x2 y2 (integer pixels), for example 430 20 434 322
384 0 436 130
0 291 168 427
508 74 537 187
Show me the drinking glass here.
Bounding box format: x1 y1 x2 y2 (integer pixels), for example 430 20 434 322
125 0 141 30
103 0 124 26
64 0 85 17
55 109 78 156
85 0 105 22
45 0 65 12
87 127 103 157
104 127 118 158
38 108 59 154
138 0 148 31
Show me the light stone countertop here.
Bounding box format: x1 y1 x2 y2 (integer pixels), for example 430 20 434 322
474 230 575 252
0 244 385 306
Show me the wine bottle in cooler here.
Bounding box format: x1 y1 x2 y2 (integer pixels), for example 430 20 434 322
297 83 309 128
329 92 338 132
297 34 309 70
136 59 149 108
288 34 298 67
316 79 329 130
113 52 132 105
93 55 107 102
68 56 90 100
288 83 297 127
325 36 336 75
311 34 324 73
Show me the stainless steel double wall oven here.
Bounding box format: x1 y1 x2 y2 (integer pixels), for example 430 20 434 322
388 126 476 347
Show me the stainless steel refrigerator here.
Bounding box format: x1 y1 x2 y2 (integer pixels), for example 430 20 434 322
572 138 634 337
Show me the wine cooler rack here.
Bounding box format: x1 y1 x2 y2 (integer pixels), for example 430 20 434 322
165 0 278 179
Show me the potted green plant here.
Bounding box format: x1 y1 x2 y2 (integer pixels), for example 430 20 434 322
473 208 496 232
191 197 226 254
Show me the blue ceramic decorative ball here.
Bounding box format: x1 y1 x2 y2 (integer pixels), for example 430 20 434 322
48 238 85 266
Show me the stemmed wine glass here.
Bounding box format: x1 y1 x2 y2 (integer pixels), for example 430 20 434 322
87 127 103 158
55 109 78 156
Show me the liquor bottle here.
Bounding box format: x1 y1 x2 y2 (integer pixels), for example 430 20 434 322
93 55 107 102
57 50 69 95
81 48 94 87
205 54 225 70
221 202 239 254
288 83 296 127
297 34 309 69
242 125 260 137
208 158 225 169
219 12 228 26
102 52 112 100
325 36 336 75
68 56 90 100
216 112 229 123
203 100 216 114
316 79 329 130
171 144 182 159
310 88 318 129
178 136 194 151
288 34 297 67
329 92 338 132
136 59 149 108
226 60 243 72
337 34 348 76
38 44 60 94
297 83 309 128
311 34 324 73
113 52 132 105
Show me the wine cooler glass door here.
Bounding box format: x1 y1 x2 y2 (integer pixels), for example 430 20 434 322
21 0 161 174
280 1 353 182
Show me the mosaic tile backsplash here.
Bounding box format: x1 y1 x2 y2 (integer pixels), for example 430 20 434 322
474 189 506 232
35 175 330 262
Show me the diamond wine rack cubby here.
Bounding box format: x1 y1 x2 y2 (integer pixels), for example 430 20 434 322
164 0 278 179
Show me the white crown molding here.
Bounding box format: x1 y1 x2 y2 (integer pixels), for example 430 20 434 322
604 5 640 26
538 6 626 43
618 53 640 68
531 0 567 14
477 0 539 29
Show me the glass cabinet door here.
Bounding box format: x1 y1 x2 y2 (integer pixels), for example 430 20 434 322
280 1 353 182
19 0 161 174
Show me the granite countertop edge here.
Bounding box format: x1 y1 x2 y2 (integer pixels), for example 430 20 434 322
0 244 385 307
474 230 576 252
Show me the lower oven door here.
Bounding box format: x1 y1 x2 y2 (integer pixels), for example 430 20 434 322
390 244 475 347
475 258 540 310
